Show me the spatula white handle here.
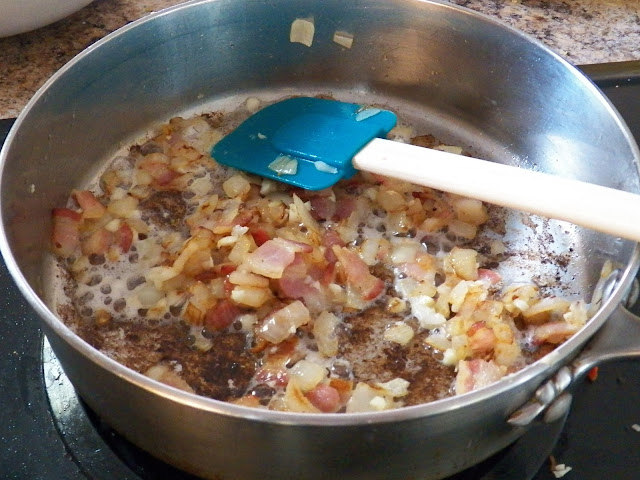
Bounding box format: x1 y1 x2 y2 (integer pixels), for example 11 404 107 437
354 137 640 241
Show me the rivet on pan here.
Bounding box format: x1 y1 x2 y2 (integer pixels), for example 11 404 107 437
544 393 573 424
553 366 573 392
507 402 547 427
535 381 557 406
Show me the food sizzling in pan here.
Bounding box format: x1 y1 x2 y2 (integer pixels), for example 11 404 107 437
51 98 589 413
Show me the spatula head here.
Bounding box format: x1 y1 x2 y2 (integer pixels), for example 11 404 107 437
211 97 397 190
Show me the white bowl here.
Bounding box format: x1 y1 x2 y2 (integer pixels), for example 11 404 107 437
0 0 93 38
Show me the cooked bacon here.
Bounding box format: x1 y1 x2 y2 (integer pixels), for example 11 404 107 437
140 160 180 186
310 196 336 221
279 255 312 298
322 262 337 285
333 196 356 220
455 359 505 395
398 262 431 282
218 264 237 276
232 209 254 227
73 190 106 219
193 270 218 282
246 238 312 279
255 337 298 386
332 246 384 301
478 268 502 285
114 223 134 253
51 208 82 258
305 383 341 413
250 227 271 246
204 299 241 330
81 228 114 256
322 229 344 264
278 255 327 312
467 321 497 354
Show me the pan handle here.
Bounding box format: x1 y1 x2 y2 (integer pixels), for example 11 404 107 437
508 283 640 427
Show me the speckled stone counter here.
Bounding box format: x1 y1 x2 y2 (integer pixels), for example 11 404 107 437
1 0 640 119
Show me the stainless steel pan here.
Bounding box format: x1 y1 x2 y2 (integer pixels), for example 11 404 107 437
2 0 640 478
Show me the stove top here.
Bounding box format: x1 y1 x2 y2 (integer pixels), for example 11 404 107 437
2 62 640 479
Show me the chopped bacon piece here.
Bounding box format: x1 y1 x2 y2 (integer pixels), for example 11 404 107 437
322 229 344 264
333 197 356 220
398 262 432 282
250 227 271 246
193 270 218 282
455 359 505 395
467 321 497 354
255 337 298 386
332 246 384 301
232 209 254 227
322 262 337 285
310 196 336 221
279 255 312 298
52 207 82 222
218 264 237 276
140 161 180 186
279 255 327 312
305 383 341 413
114 223 134 253
73 190 106 219
204 299 241 330
51 208 82 258
81 228 114 256
246 238 312 279
478 268 502 285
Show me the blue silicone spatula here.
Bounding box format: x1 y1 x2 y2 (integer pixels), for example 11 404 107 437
212 96 640 241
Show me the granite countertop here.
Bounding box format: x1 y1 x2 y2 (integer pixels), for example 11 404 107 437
1 0 640 119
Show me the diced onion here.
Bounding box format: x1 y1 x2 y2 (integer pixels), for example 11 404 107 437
107 195 139 218
332 31 354 48
257 301 311 344
376 378 410 397
268 155 298 175
445 247 478 281
231 285 273 308
289 360 326 391
434 145 463 155
314 161 338 174
137 283 165 307
410 296 446 329
390 243 418 263
290 18 315 47
223 174 251 198
145 364 194 393
383 322 414 345
346 383 399 413
313 311 340 356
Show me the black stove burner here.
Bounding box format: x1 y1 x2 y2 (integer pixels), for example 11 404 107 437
3 63 640 479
